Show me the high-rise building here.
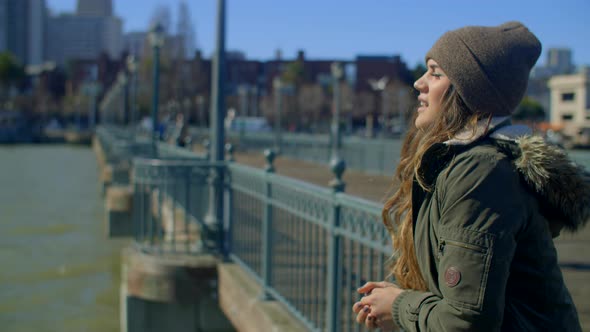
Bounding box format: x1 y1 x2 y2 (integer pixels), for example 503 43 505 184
28 0 45 65
0 0 46 65
124 32 147 58
528 47 576 120
46 0 122 65
47 14 122 65
547 48 574 75
76 0 112 16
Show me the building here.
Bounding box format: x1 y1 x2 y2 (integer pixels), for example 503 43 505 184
354 55 412 92
76 0 112 16
528 47 576 118
0 0 46 65
124 32 147 58
46 0 122 65
547 68 590 138
28 0 45 65
47 14 122 65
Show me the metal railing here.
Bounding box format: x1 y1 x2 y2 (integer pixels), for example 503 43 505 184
99 126 395 331
226 155 391 332
132 158 215 254
189 127 402 175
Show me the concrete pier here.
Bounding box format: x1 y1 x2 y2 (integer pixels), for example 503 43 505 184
105 184 134 237
121 247 234 332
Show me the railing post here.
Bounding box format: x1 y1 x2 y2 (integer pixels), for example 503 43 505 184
260 149 276 300
223 143 234 259
326 157 346 331
201 139 210 160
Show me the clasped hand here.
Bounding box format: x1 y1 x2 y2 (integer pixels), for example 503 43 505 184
352 281 404 331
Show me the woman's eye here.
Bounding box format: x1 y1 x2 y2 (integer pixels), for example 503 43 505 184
431 72 442 78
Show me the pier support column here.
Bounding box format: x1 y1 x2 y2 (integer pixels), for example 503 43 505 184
120 247 233 332
105 185 133 237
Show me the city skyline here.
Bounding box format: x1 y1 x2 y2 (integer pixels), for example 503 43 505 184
45 0 590 68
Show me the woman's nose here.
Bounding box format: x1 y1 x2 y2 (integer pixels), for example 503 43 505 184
413 76 426 91
414 77 424 91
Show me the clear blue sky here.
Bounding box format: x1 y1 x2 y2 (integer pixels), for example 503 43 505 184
47 0 590 68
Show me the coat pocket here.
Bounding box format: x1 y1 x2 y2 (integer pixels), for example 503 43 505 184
437 231 493 310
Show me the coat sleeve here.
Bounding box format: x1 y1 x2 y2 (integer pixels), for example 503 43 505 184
392 152 529 332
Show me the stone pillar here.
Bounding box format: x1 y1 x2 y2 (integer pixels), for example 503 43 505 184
120 247 233 332
105 185 134 237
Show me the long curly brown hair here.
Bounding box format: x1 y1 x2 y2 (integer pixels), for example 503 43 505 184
382 85 489 290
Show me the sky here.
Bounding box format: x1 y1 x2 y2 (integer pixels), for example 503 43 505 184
46 0 590 69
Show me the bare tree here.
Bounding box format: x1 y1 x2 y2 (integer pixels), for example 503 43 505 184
297 84 325 131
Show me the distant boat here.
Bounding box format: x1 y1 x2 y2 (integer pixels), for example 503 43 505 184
0 111 31 143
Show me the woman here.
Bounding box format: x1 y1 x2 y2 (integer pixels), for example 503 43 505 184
352 21 588 331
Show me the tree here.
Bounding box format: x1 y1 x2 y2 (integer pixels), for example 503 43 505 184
282 61 305 87
0 52 25 100
297 84 325 130
513 97 545 122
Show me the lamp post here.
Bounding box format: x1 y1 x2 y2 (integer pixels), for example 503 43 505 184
367 76 389 138
118 71 129 125
126 55 138 132
204 0 226 253
238 84 249 138
250 84 259 117
149 23 165 153
331 62 344 160
196 95 205 127
273 76 283 154
82 81 101 130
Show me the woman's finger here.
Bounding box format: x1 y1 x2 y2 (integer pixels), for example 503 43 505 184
357 281 394 294
355 305 371 324
352 301 363 314
365 314 378 330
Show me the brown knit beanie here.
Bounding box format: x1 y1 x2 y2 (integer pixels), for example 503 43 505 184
426 21 542 116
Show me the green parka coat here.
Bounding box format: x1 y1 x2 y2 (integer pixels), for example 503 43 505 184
392 119 588 331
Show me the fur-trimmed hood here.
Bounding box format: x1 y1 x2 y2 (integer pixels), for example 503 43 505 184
448 118 590 236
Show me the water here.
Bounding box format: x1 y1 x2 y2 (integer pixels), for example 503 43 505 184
0 145 128 332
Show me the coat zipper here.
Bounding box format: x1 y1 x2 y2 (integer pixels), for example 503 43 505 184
438 238 487 258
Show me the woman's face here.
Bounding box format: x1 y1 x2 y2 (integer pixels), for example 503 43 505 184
413 59 451 130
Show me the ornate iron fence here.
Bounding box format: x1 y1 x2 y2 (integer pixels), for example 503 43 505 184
100 126 395 331
131 158 215 254
189 127 402 175
227 154 391 332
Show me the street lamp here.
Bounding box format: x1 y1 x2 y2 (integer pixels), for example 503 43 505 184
204 0 226 253
149 22 165 153
196 95 205 127
238 84 249 138
126 55 138 132
273 76 283 154
331 62 344 160
117 71 129 125
368 76 389 138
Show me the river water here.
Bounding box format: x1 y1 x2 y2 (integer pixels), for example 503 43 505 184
0 145 127 332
